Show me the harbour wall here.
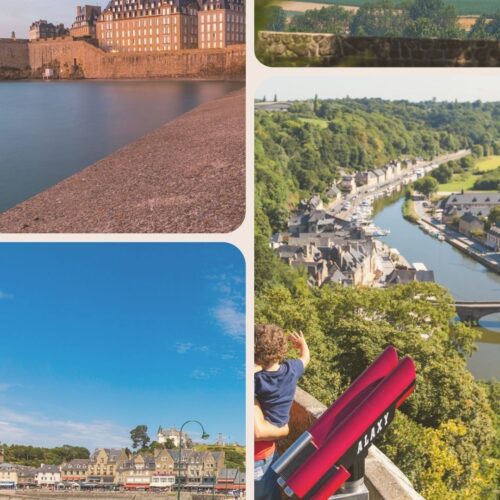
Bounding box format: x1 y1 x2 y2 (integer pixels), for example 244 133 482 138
0 38 30 79
0 38 245 79
257 31 500 67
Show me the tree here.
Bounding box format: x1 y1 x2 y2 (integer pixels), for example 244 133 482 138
130 425 151 450
273 93 278 103
488 206 500 226
350 0 408 37
288 5 353 35
413 176 439 197
264 6 287 32
430 164 453 183
469 12 500 41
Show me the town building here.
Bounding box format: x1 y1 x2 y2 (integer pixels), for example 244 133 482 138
116 454 156 489
458 212 484 237
97 0 199 53
0 463 17 490
35 465 61 488
150 473 176 490
356 171 377 188
340 174 357 193
29 20 69 41
443 192 500 220
87 448 130 483
326 184 341 203
386 266 435 285
486 224 500 251
198 0 245 49
16 466 38 490
70 5 102 39
167 449 223 486
157 426 188 446
60 459 89 482
215 468 245 493
373 169 386 184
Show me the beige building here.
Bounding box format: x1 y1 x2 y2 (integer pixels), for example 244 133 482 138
70 5 102 39
0 463 17 489
87 448 130 482
198 0 245 49
97 0 198 53
29 20 68 41
60 459 89 482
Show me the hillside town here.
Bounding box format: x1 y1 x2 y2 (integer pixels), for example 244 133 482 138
0 428 245 495
271 151 487 287
27 0 245 52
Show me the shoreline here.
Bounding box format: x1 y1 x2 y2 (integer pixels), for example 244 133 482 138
0 87 245 233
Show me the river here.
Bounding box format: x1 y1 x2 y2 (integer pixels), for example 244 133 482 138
373 196 500 379
0 80 242 212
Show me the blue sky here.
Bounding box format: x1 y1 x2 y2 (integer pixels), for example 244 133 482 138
0 0 81 38
258 72 500 103
0 243 245 450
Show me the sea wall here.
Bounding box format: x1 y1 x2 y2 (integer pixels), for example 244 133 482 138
257 31 500 67
28 38 245 79
280 387 425 500
0 38 30 79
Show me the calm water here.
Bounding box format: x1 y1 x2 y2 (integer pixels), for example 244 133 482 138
373 197 500 379
0 80 242 212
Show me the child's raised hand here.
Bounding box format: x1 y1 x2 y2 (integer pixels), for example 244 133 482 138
289 330 307 350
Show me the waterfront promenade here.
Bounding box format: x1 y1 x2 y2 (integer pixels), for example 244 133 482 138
0 88 245 233
414 201 500 274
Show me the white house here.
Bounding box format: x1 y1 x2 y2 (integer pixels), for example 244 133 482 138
35 465 61 487
486 225 500 251
157 427 189 446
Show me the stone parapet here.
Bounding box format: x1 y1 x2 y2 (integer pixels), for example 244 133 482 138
278 387 424 500
256 31 500 67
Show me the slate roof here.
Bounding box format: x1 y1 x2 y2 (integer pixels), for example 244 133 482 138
460 212 482 223
446 193 500 205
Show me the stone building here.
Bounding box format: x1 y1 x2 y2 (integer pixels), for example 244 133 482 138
60 458 89 482
458 212 484 237
97 0 244 52
29 20 68 41
16 466 38 489
486 224 500 251
198 0 245 49
87 448 130 483
167 449 224 486
70 5 102 39
443 192 500 219
97 0 199 52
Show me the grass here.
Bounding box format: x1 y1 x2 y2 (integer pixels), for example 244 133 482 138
438 155 500 192
279 0 499 15
402 198 419 223
298 116 329 128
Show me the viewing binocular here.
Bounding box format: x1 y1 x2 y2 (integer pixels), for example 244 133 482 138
272 346 416 499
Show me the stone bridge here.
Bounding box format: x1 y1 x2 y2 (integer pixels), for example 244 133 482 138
455 301 500 323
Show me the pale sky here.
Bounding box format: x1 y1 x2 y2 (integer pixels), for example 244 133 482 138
258 71 500 103
0 0 105 38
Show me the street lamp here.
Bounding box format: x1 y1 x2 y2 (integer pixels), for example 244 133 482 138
177 420 209 500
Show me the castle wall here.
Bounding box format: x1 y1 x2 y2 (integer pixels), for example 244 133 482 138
0 39 30 79
27 38 245 79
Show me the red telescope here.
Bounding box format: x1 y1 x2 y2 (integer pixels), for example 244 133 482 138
272 346 416 499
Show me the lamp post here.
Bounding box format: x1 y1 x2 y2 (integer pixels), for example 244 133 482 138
177 420 209 500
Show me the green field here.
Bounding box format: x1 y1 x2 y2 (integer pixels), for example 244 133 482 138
438 155 500 192
299 116 329 128
286 0 499 15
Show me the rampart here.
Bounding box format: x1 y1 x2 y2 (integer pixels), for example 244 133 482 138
280 387 425 500
257 31 500 67
0 38 30 79
0 37 245 79
27 38 245 79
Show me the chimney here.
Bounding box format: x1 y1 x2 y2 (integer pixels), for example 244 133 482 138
11 31 16 40
77 6 82 16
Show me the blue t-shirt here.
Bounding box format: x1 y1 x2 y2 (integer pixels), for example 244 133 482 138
255 359 305 428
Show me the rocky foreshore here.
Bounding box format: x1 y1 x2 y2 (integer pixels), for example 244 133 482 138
0 87 245 233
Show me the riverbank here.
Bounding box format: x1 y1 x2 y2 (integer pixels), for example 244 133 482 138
0 87 245 233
